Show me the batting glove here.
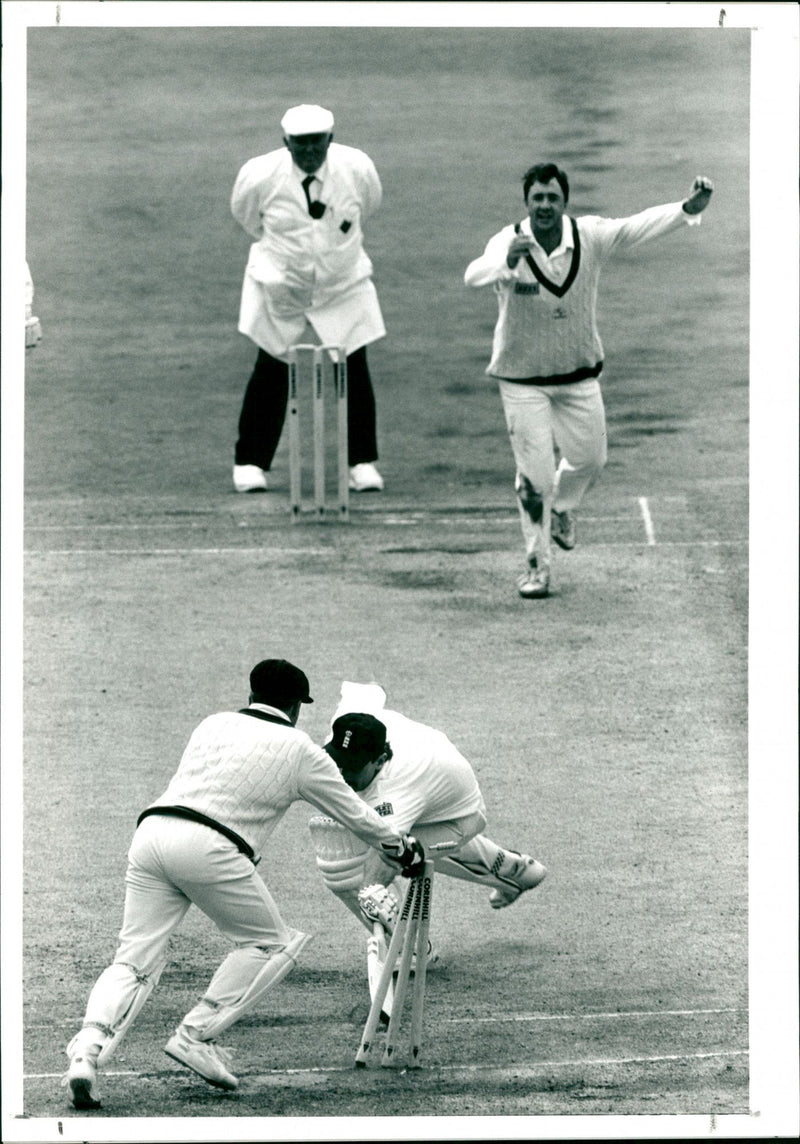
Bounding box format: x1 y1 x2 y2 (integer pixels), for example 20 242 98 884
358 883 400 931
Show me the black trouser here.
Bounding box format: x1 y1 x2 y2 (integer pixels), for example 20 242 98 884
234 345 378 470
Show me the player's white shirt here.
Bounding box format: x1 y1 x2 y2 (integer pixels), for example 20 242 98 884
330 683 486 833
149 703 403 858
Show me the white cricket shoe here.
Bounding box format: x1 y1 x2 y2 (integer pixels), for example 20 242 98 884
62 1041 102 1110
517 563 550 599
349 462 384 492
165 1025 239 1090
489 855 548 909
233 464 268 493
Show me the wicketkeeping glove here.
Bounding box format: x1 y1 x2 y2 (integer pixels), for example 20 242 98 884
382 834 425 879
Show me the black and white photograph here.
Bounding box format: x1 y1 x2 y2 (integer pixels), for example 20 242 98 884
2 1 798 1140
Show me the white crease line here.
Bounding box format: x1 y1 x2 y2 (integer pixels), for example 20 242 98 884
24 1049 748 1082
267 1049 750 1075
446 1006 744 1024
20 513 665 531
27 1005 745 1031
23 540 740 557
23 512 645 528
23 548 335 557
638 496 656 546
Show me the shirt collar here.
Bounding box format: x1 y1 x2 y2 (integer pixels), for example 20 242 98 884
248 702 293 723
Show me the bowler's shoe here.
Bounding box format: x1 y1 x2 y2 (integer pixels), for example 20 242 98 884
233 464 268 493
551 509 576 550
165 1026 239 1090
349 462 384 492
517 562 550 599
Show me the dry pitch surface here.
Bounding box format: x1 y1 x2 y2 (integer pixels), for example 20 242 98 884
15 21 756 1133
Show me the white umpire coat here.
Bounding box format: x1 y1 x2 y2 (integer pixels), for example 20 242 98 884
231 142 386 359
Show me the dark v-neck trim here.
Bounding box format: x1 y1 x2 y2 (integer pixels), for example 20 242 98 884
238 708 292 726
514 217 581 298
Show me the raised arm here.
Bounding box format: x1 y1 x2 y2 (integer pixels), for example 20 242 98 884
596 175 714 256
681 175 714 216
464 226 518 287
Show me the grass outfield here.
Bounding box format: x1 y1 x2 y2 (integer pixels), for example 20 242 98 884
16 21 757 1133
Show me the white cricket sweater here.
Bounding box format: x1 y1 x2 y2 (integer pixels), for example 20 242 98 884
464 201 699 382
147 705 403 858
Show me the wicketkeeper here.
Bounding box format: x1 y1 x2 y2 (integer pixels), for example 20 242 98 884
310 682 547 967
62 660 425 1110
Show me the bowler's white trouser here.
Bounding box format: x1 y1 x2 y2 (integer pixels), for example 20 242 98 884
498 377 607 570
79 815 295 1041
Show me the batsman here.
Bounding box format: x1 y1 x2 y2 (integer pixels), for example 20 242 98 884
310 682 547 1001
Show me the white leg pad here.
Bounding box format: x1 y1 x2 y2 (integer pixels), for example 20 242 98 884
309 814 370 892
187 929 311 1041
91 959 167 1064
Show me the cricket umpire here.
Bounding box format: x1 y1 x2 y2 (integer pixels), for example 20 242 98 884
231 103 385 496
62 659 425 1109
465 163 714 599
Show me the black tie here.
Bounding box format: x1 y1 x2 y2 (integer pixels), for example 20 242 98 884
301 175 326 219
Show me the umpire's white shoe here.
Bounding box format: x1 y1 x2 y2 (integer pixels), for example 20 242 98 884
165 1026 239 1090
551 509 576 550
349 462 384 492
489 855 548 910
233 464 268 493
517 563 550 599
63 1042 102 1110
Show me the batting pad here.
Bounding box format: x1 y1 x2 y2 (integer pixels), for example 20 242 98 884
95 959 168 1064
309 814 370 891
197 929 311 1040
